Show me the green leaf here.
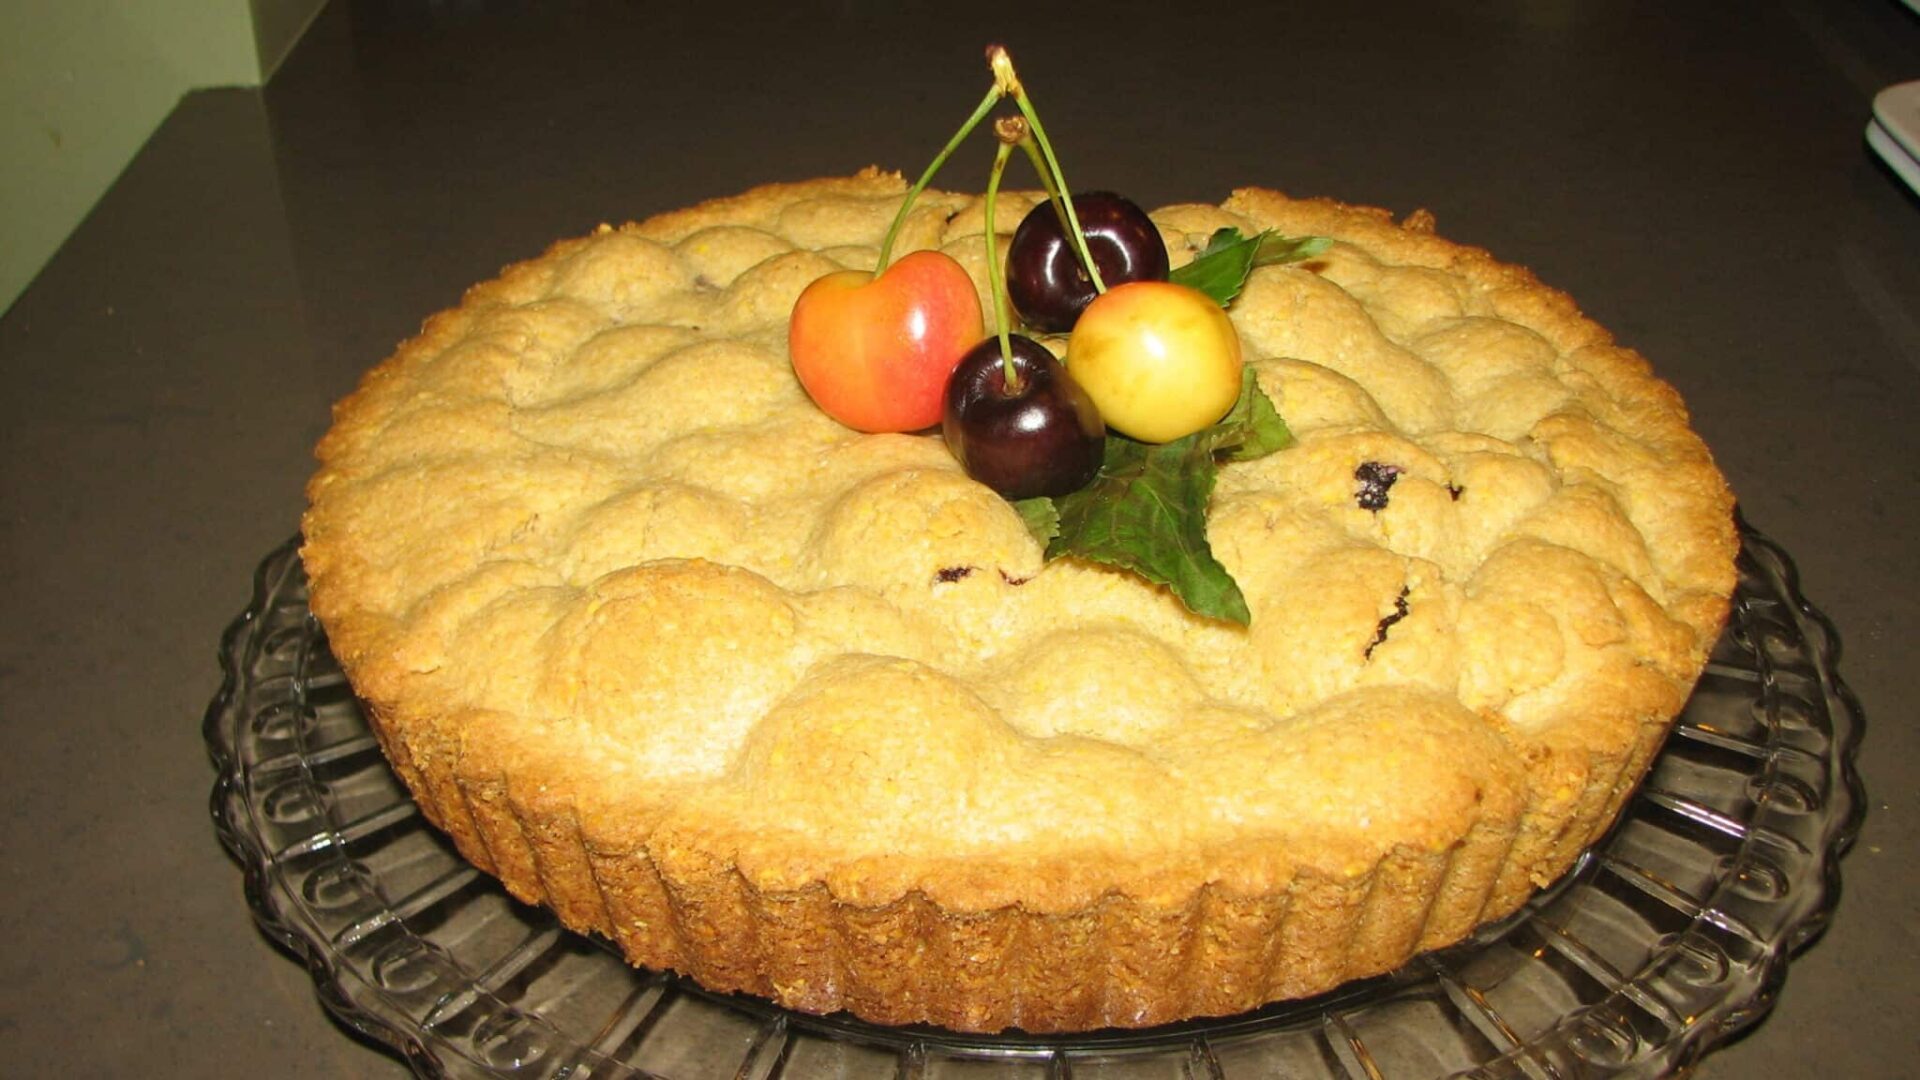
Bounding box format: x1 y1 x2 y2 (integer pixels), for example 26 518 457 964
1252 231 1333 268
1168 227 1332 308
1168 228 1260 306
1022 371 1293 625
1046 433 1251 625
1011 496 1060 545
1195 227 1250 259
1213 366 1293 462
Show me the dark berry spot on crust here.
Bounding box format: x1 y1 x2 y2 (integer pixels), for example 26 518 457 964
1447 483 1464 501
935 566 975 583
1365 586 1412 659
1355 462 1403 511
998 569 1032 586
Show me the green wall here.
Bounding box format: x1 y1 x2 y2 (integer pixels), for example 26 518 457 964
1 1 323 315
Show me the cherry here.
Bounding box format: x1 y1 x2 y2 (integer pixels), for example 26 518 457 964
1066 281 1243 443
943 335 1104 499
1006 192 1168 333
788 250 984 432
786 50 1012 434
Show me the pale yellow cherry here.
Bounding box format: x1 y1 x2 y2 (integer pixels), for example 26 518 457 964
1065 281 1243 442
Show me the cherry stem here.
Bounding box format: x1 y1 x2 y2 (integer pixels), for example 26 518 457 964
990 48 1106 294
985 130 1020 392
875 81 1003 273
1016 136 1061 203
1012 135 1077 245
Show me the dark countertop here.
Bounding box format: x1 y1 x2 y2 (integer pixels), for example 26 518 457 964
2 1 1915 1074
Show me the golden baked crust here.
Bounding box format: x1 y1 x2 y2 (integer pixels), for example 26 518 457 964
302 169 1737 1031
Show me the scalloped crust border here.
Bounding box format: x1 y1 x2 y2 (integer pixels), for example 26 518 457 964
364 693 1675 1032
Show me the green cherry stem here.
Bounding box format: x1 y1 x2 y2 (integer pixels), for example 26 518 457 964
875 82 1003 273
985 123 1020 391
1015 134 1061 203
1013 133 1076 241
988 45 1107 294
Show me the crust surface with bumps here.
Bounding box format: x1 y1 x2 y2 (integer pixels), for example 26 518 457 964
302 170 1738 1032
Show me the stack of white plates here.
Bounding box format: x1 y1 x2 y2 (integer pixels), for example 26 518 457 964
1869 80 1920 195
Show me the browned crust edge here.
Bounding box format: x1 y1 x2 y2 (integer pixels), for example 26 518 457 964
367 692 1678 1031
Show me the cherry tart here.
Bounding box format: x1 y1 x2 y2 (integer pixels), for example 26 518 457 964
302 173 1738 1033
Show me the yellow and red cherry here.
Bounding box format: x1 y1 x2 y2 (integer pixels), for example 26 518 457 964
1065 281 1243 443
788 250 985 433
1006 192 1168 333
943 334 1104 499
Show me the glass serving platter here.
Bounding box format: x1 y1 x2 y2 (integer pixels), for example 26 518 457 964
206 519 1864 1079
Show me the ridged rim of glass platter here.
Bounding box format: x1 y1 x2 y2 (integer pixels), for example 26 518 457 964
205 517 1865 1079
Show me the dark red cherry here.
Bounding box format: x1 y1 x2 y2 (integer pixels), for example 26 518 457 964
1006 191 1169 333
942 335 1105 499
